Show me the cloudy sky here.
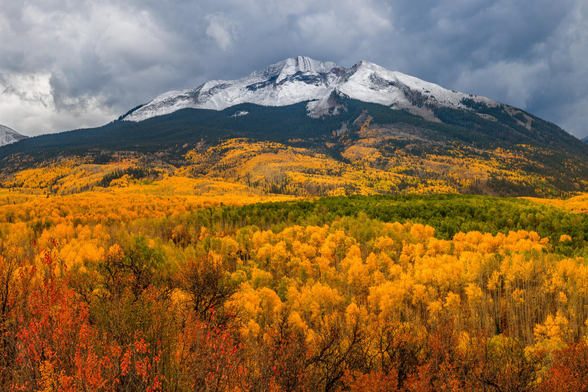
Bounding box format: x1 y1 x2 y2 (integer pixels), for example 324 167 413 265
1 0 587 138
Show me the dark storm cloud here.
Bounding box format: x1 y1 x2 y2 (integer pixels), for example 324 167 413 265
0 0 587 137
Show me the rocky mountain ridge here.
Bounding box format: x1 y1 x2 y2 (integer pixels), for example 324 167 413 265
122 56 495 122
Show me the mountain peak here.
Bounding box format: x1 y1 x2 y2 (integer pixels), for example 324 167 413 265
122 57 494 122
0 125 27 147
279 56 339 72
250 56 341 81
352 60 381 69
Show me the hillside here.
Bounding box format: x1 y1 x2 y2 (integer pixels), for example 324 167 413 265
1 57 587 198
2 186 588 390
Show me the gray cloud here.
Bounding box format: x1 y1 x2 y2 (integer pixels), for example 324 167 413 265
0 0 587 138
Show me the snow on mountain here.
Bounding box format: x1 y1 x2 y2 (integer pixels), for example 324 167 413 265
122 56 495 122
0 125 27 147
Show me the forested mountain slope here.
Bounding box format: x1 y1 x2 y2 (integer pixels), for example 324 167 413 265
1 58 587 197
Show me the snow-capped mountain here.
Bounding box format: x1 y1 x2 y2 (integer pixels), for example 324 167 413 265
0 125 27 147
122 56 496 122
